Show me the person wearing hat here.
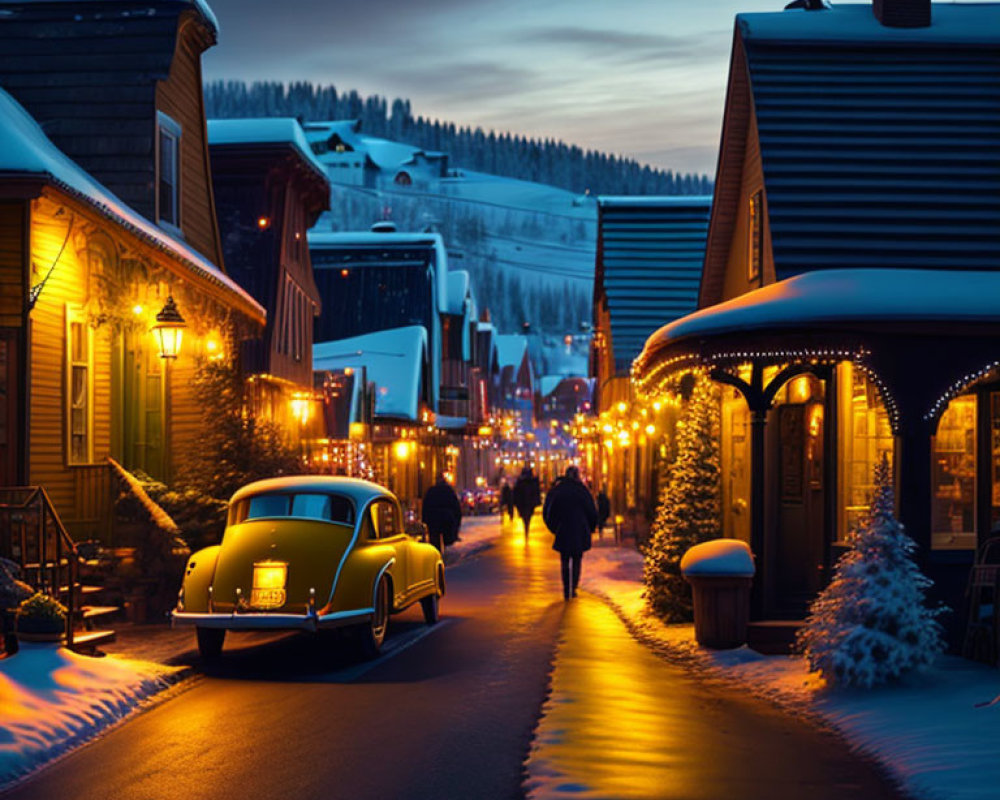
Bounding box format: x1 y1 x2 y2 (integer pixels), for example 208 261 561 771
543 465 598 599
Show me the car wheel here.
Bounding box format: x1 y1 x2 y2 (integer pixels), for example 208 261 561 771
358 576 389 660
420 592 439 625
196 627 225 660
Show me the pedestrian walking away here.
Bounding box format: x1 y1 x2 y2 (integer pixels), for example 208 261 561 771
500 481 514 523
512 466 541 542
422 473 462 553
597 487 611 541
543 465 598 599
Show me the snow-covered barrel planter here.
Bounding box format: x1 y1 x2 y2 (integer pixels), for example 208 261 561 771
681 540 755 649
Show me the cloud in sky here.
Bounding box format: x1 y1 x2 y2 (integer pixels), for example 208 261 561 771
202 0 786 175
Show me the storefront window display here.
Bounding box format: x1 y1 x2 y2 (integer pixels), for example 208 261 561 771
837 363 893 544
721 386 750 544
932 394 976 550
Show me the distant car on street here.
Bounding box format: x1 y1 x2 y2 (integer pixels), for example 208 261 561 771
172 476 445 659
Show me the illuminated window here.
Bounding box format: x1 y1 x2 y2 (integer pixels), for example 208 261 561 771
65 308 93 465
837 363 893 543
156 112 181 229
721 386 750 544
932 394 977 550
747 190 762 282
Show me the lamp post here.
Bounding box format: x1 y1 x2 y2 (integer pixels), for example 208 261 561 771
151 296 186 359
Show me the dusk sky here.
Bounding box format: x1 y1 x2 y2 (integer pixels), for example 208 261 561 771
202 0 800 177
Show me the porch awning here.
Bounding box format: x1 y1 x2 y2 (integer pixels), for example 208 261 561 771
636 269 1000 378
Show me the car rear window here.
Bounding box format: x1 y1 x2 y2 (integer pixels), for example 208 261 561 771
230 493 355 525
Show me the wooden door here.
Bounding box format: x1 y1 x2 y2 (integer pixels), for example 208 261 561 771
0 329 20 485
771 401 826 616
113 329 164 480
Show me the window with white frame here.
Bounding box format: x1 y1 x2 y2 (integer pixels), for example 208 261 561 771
66 308 93 464
157 112 181 229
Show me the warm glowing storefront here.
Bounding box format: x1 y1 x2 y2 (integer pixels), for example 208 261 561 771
635 270 1000 634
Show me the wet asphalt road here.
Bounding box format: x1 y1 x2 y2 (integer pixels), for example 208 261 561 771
3 517 905 800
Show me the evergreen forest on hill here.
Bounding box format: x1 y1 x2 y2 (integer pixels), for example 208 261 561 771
204 80 713 197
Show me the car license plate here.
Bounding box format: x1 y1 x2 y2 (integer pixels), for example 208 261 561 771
250 561 288 609
249 587 286 609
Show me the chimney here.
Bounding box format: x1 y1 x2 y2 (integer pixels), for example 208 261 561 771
873 0 930 28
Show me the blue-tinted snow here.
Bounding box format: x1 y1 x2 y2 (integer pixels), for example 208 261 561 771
739 2 1000 44
0 88 263 320
643 268 1000 354
207 118 328 181
313 326 428 422
495 334 528 370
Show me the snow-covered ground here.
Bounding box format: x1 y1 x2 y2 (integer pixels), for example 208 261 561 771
581 541 1000 800
0 644 184 790
446 513 503 566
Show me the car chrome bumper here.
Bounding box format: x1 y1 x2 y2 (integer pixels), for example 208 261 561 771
171 608 374 632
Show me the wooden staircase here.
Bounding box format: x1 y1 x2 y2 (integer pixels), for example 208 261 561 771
1 486 117 652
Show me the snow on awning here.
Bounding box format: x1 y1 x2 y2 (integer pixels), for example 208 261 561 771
435 415 468 431
496 334 528 369
446 270 470 316
638 269 1000 368
0 88 264 324
313 325 428 422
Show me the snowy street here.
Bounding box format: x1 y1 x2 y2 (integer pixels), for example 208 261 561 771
3 515 902 800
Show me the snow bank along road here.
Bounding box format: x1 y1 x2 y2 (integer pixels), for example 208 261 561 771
2 516 903 800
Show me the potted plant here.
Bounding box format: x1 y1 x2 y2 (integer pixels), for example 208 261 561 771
16 592 67 643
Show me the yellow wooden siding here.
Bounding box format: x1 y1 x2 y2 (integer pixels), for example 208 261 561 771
155 16 223 267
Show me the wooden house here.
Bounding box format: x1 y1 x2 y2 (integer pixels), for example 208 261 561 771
0 88 264 538
0 0 265 537
591 196 711 529
633 0 1000 641
207 118 329 439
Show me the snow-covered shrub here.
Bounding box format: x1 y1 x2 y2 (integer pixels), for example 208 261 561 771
643 374 721 622
16 593 67 635
797 456 944 688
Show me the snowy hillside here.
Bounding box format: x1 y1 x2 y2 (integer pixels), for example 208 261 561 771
313 168 595 335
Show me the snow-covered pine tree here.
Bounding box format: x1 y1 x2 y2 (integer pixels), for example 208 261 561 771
797 455 943 688
643 374 721 622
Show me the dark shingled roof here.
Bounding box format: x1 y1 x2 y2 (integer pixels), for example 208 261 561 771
596 196 711 373
739 4 1000 279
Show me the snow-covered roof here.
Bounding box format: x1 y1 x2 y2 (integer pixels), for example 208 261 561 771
738 3 1000 45
538 375 563 397
642 269 1000 356
230 476 392 506
313 326 428 422
496 334 528 370
361 137 422 170
598 195 713 208
0 87 263 323
446 270 470 316
435 415 468 431
6 0 220 35
207 118 328 182
308 230 449 313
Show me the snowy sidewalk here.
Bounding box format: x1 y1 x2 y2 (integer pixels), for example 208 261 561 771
0 644 184 790
580 540 1000 800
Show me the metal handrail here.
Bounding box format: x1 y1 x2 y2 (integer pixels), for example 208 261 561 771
0 486 80 648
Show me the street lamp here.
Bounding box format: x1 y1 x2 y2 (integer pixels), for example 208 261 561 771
151 296 185 359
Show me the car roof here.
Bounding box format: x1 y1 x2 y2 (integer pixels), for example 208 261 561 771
229 476 395 506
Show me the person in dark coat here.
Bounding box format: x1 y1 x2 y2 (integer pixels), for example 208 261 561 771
512 466 541 541
500 482 514 522
422 474 462 553
543 466 598 599
596 487 611 540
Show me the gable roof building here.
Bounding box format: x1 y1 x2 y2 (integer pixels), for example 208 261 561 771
634 0 1000 631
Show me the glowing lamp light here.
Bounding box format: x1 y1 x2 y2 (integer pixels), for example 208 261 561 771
393 440 413 461
290 392 313 425
617 402 627 413
132 304 144 316
257 216 270 229
151 296 185 359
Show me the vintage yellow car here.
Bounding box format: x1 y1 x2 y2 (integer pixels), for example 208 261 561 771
171 476 445 659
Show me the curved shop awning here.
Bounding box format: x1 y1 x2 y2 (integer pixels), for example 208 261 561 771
636 269 1000 379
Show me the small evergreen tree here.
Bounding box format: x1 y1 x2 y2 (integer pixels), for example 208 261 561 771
797 456 944 688
177 360 304 502
643 374 721 621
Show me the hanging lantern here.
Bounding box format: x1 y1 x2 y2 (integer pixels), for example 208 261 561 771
152 296 186 359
